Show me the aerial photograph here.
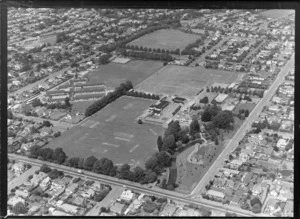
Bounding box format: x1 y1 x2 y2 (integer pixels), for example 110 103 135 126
6 6 294 217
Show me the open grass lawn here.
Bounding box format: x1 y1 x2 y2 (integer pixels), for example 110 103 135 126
233 101 256 114
260 9 295 18
175 141 225 194
86 60 163 88
135 65 239 98
128 29 201 51
71 100 96 114
46 96 164 168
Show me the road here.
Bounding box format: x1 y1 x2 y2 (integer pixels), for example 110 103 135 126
8 153 258 217
189 52 294 198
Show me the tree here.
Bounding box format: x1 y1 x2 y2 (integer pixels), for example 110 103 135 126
40 164 51 173
250 197 262 206
78 158 85 169
156 151 172 167
65 97 71 107
31 98 43 107
93 157 115 176
133 166 145 182
199 96 209 104
189 119 200 136
8 109 13 119
273 146 279 152
68 157 80 168
212 110 234 130
157 136 163 152
252 203 262 214
12 202 28 214
245 109 250 117
143 170 157 184
43 120 52 127
53 148 67 164
84 156 98 171
138 119 143 124
118 163 131 179
164 120 181 140
161 134 176 153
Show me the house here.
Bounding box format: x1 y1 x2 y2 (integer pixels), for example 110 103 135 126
110 202 126 215
242 172 253 186
51 178 66 190
124 198 143 215
276 138 288 149
252 184 262 196
230 194 240 205
8 196 25 206
40 176 51 189
228 159 243 169
60 203 79 215
159 203 177 216
283 200 293 217
264 198 278 213
28 203 42 214
80 188 95 198
226 180 235 188
99 211 117 216
53 188 65 199
31 172 47 186
206 189 225 200
15 189 30 198
53 210 72 216
221 168 239 176
61 176 72 185
120 189 134 202
66 183 79 194
213 178 227 189
72 196 85 206
12 162 26 173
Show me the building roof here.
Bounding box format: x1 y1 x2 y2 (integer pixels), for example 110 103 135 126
110 202 126 214
159 203 177 216
207 189 225 199
215 93 229 103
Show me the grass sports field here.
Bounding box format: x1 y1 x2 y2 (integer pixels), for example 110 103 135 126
135 65 239 98
86 60 163 88
128 29 201 51
260 9 295 18
46 96 164 167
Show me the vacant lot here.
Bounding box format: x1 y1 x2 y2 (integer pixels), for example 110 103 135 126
260 9 295 18
46 96 163 167
128 29 201 51
86 60 163 88
135 65 239 98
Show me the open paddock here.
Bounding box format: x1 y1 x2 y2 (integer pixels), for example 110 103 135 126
128 29 201 51
46 96 164 167
135 65 239 99
86 60 163 88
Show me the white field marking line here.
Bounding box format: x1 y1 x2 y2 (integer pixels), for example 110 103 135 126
114 137 131 142
102 142 120 148
123 103 133 110
80 120 91 127
114 132 134 139
89 121 100 128
91 148 108 154
149 128 158 136
129 144 140 153
105 115 117 122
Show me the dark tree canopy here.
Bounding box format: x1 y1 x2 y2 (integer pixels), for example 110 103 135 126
84 156 98 171
212 110 234 130
190 119 200 136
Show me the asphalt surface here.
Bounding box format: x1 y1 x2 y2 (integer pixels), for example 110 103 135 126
189 53 294 198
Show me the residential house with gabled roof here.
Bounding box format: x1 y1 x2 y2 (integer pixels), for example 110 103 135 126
252 184 262 196
31 171 47 186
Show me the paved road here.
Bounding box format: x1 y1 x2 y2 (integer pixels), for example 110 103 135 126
189 53 294 198
8 153 257 217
